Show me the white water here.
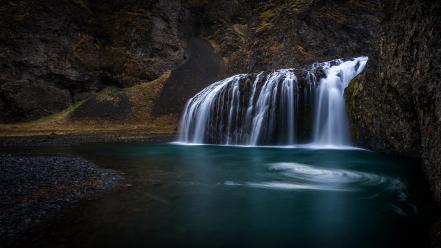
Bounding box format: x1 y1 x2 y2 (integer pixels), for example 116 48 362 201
178 57 368 146
224 162 407 196
269 162 388 186
312 58 368 145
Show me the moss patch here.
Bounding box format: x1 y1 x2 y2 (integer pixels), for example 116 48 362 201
256 4 281 33
287 0 313 16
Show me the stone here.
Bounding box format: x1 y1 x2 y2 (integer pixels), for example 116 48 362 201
0 80 71 123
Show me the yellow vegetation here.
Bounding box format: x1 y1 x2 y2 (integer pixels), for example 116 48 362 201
256 4 281 33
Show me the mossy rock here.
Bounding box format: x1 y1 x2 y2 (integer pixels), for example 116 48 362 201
344 73 365 143
69 71 170 123
69 87 132 122
287 0 313 16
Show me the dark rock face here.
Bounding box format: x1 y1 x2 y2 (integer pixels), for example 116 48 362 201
197 0 381 74
0 0 380 122
0 80 72 122
0 0 89 122
70 88 132 122
345 0 441 203
155 0 381 116
154 37 223 116
0 0 184 123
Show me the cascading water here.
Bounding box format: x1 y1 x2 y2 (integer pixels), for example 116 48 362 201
178 57 368 146
312 58 368 146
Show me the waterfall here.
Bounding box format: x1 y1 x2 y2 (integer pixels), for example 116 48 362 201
178 57 368 146
312 58 368 146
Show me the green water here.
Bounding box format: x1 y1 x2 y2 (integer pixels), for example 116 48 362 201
18 142 433 247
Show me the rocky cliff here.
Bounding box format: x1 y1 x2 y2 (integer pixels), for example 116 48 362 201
345 0 441 202
0 0 380 123
345 1 440 244
0 0 184 122
155 0 381 115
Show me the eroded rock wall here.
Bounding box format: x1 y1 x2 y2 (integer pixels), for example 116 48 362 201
0 0 381 122
345 0 441 202
199 0 381 74
0 0 184 122
154 0 381 116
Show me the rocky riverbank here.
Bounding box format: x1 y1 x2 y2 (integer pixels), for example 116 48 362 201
0 154 125 246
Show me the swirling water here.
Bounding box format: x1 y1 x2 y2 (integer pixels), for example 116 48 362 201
226 162 406 195
14 142 433 248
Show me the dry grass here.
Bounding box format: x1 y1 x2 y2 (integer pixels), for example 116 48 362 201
125 71 170 122
256 4 281 33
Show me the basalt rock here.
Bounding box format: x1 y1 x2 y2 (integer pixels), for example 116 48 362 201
69 87 132 122
155 0 381 116
204 0 380 73
0 0 184 123
0 80 72 123
345 0 441 204
0 0 381 122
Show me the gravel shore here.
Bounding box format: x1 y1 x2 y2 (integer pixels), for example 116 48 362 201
0 154 124 245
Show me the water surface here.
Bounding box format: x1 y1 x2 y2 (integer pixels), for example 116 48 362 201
16 142 433 248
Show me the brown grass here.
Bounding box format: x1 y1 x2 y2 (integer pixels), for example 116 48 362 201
256 4 281 33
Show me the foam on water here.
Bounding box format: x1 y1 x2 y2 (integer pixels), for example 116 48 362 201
170 141 368 151
223 162 408 199
269 162 386 185
224 181 353 192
